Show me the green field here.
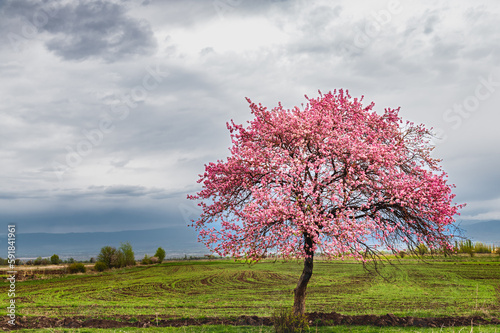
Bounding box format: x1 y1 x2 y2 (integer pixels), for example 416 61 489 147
1 256 500 331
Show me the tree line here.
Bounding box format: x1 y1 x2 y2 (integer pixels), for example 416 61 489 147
0 242 167 273
93 242 165 271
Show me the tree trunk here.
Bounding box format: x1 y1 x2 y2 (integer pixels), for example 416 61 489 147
293 235 314 315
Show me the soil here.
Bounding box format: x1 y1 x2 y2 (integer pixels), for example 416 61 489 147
2 313 499 330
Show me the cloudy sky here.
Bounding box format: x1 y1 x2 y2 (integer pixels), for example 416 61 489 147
0 0 499 236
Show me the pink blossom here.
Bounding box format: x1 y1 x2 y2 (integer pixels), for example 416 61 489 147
188 90 465 261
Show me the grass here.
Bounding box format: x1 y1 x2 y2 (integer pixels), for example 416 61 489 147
12 325 500 332
0 256 499 326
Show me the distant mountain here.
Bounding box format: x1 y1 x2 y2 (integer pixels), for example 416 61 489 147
460 220 500 245
0 227 207 260
1 220 498 261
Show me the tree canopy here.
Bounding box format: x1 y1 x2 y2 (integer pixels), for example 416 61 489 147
190 90 462 259
154 247 166 263
189 90 464 314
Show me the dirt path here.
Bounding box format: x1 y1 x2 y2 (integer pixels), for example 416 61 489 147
3 313 499 330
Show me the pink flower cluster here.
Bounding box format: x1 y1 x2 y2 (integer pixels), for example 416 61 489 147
188 90 464 261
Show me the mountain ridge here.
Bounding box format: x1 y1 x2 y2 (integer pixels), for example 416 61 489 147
1 221 498 260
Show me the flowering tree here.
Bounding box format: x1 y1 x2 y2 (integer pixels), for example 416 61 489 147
188 90 463 315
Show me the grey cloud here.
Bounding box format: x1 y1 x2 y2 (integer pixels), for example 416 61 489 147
1 0 500 238
0 62 24 75
332 6 498 89
86 185 175 199
0 191 42 200
4 0 157 62
0 186 180 203
431 36 464 61
100 185 149 196
0 185 193 233
284 5 346 56
440 143 500 204
0 206 182 233
71 62 235 159
110 159 130 168
423 13 439 34
129 0 215 29
464 5 488 22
